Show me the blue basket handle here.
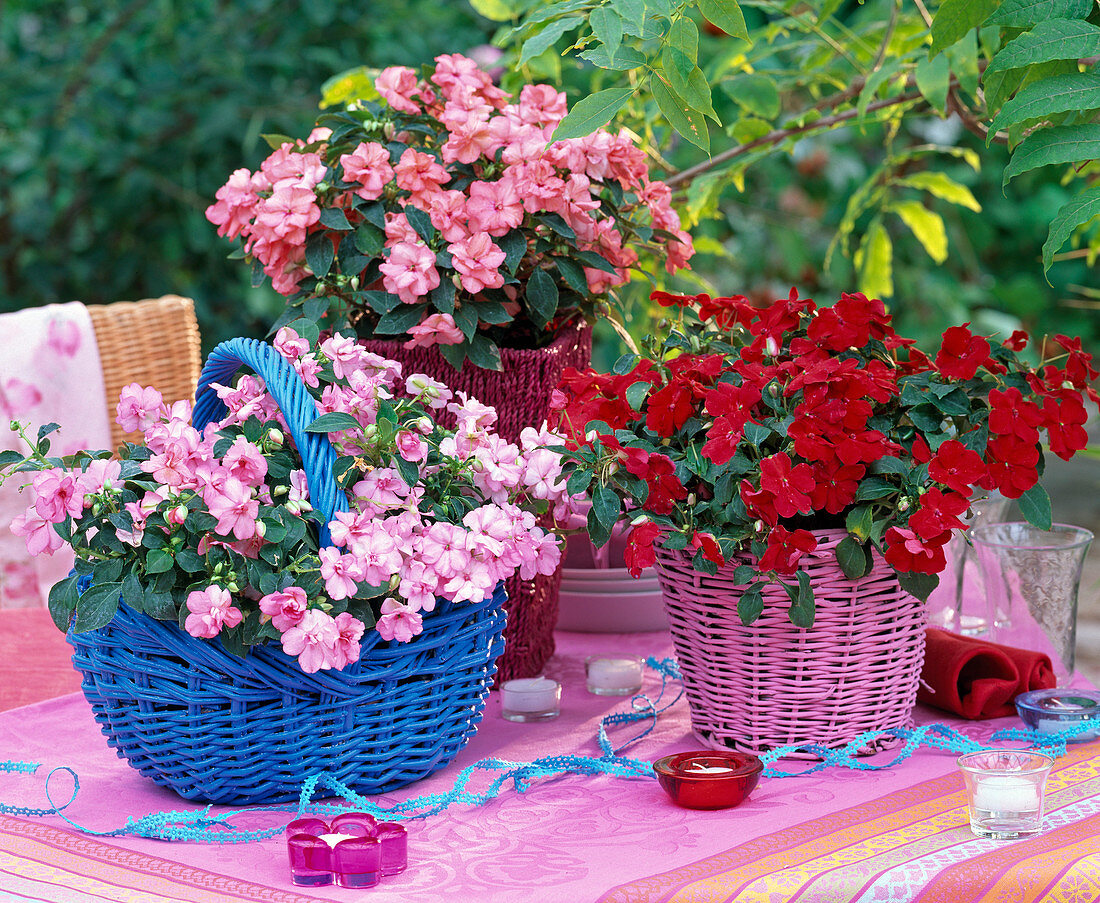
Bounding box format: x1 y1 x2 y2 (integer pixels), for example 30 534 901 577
191 337 349 547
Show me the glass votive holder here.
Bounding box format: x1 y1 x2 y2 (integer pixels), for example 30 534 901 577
585 655 643 696
1016 688 1100 741
333 836 381 888
374 822 408 876
501 676 561 722
287 833 334 886
957 750 1054 840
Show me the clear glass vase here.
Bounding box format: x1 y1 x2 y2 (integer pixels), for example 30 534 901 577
970 522 1094 683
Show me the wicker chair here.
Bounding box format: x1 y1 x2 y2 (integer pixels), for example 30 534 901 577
86 295 202 449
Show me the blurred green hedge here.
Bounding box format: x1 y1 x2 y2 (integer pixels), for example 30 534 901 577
0 0 493 351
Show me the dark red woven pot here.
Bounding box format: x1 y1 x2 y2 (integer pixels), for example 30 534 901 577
362 319 592 681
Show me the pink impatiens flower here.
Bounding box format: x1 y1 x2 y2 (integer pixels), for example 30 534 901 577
339 141 394 200
404 313 464 349
206 476 260 540
258 586 309 632
379 241 440 303
332 612 366 669
376 598 424 643
280 609 340 673
375 66 422 115
395 429 428 462
11 508 64 556
31 469 85 523
448 233 505 294
116 383 164 434
319 547 365 601
184 585 243 639
465 179 524 236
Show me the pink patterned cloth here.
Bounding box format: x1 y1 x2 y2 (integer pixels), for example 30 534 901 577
0 303 111 608
2 629 1096 902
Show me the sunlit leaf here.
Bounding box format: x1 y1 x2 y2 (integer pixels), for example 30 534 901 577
855 219 893 298
651 74 711 152
891 200 948 263
896 172 981 212
552 86 634 140
699 0 749 42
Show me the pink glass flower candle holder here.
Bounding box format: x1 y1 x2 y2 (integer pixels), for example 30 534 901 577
284 813 406 886
653 751 763 810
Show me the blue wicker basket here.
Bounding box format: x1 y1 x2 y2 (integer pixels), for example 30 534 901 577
66 338 508 805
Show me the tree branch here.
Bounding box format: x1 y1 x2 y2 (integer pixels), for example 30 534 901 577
665 88 927 189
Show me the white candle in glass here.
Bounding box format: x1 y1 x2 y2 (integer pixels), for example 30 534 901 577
501 677 561 722
971 775 1041 812
586 656 643 695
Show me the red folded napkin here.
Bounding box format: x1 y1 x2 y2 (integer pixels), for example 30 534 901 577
917 628 1057 720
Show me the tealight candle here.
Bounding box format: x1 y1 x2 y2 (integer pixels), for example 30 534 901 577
501 676 561 722
585 656 643 696
957 750 1053 840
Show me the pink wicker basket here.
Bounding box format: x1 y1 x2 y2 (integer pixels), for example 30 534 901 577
362 320 592 681
652 529 926 754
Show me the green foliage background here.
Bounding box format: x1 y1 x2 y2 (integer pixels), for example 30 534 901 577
0 0 494 350
2 0 1096 365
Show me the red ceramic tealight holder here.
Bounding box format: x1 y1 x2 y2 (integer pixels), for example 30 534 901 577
652 751 764 810
285 813 407 888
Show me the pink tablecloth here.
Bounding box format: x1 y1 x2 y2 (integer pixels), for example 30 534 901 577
2 629 1099 903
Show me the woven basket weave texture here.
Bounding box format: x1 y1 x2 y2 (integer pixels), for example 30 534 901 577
68 337 507 804
653 529 926 755
87 296 202 451
363 320 592 682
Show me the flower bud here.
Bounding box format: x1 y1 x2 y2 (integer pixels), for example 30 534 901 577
630 514 649 526
226 581 240 593
687 493 697 506
898 498 911 511
272 484 288 497
362 423 378 442
254 520 267 539
416 416 433 435
754 520 765 532
267 428 284 447
167 505 188 526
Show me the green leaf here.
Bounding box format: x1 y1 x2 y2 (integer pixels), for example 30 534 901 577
305 411 362 433
354 223 385 258
376 302 429 335
430 278 456 314
519 16 584 66
990 73 1100 137
305 232 334 278
1003 124 1100 187
498 230 527 274
578 44 648 70
592 482 621 532
452 301 479 339
662 50 719 122
403 205 435 243
319 207 352 231
721 74 780 120
625 380 651 411
836 536 873 580
737 584 764 626
846 505 875 542
261 133 295 150
1043 186 1100 271
651 74 710 153
897 571 939 602
120 572 145 613
589 6 623 60
897 172 981 212
986 19 1100 75
586 501 613 549
891 201 948 264
145 548 174 574
48 574 80 631
525 268 559 329
668 14 699 59
915 53 951 115
986 0 1093 27
858 59 901 120
1018 483 1053 531
617 0 646 34
555 256 589 295
854 219 893 299
574 249 617 273
699 0 749 41
469 0 514 21
931 0 1002 57
175 549 206 573
73 582 122 633
787 571 815 628
552 86 634 140
465 334 503 371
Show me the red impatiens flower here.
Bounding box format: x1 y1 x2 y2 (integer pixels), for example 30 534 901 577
988 387 1044 444
642 454 688 515
983 434 1040 499
624 521 662 577
646 381 697 437
1052 334 1099 388
758 453 815 519
757 525 817 574
805 291 891 352
935 324 991 381
1003 330 1029 351
691 531 725 567
652 290 708 308
884 526 949 574
808 460 864 514
928 439 985 494
908 488 971 542
1042 390 1090 461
